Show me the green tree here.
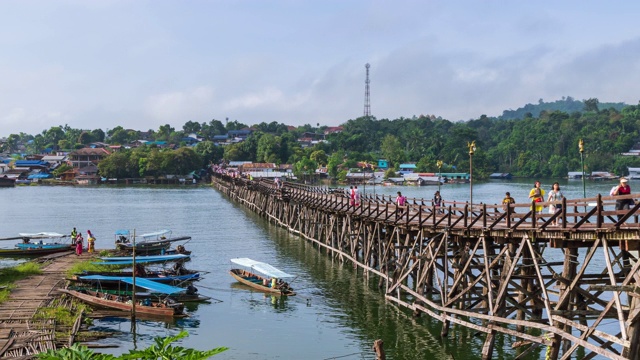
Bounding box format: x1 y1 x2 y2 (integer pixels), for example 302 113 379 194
78 131 92 145
380 135 404 167
195 141 223 167
91 129 106 142
310 150 328 166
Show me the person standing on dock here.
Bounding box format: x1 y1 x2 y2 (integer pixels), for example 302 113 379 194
528 181 545 213
70 227 77 245
87 230 96 253
354 186 360 206
349 186 355 206
613 177 633 221
75 232 84 256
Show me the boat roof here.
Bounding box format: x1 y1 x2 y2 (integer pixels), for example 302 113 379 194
18 232 66 239
230 258 294 278
77 276 184 294
137 229 171 238
99 254 189 262
115 229 130 236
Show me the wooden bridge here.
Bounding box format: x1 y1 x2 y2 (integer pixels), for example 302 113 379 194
213 174 640 360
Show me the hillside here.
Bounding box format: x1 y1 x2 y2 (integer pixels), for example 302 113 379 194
500 97 627 120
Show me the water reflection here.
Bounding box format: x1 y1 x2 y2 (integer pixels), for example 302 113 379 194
265 225 461 360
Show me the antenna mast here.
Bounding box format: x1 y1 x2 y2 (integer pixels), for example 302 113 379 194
364 63 371 118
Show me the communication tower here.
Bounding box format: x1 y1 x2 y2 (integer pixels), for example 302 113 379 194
364 63 371 118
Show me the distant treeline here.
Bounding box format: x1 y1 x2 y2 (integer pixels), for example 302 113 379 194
4 97 640 179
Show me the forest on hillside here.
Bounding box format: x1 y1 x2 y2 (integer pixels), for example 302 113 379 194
3 98 640 179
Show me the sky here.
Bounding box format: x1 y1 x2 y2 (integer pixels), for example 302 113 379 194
2 1 640 136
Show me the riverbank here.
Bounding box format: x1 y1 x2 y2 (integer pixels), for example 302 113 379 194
0 251 91 357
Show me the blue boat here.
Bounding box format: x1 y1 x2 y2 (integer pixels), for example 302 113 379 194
16 232 70 250
0 232 74 256
75 272 200 284
68 276 210 302
95 253 190 265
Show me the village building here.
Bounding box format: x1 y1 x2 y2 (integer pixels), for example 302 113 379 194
68 147 111 168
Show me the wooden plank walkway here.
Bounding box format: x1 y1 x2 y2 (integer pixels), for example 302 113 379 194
0 251 81 358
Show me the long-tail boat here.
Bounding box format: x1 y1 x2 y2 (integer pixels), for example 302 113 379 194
60 278 189 317
229 258 296 296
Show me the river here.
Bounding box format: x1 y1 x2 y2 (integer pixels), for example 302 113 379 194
0 178 623 359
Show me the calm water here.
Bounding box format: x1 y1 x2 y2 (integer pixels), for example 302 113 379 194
0 179 624 359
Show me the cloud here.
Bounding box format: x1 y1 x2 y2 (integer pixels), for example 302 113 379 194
144 86 215 124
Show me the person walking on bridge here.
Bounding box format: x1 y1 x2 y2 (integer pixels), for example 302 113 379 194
613 177 633 221
528 181 545 213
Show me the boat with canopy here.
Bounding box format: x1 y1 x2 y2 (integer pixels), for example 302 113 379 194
229 258 296 296
95 253 190 265
115 229 191 254
60 277 188 317
68 275 209 302
0 232 73 257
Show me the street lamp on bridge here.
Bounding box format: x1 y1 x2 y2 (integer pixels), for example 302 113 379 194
579 139 586 199
468 141 476 210
436 160 443 194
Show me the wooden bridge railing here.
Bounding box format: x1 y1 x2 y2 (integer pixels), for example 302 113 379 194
212 173 640 359
242 177 640 235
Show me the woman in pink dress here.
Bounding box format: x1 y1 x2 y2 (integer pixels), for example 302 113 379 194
75 233 84 256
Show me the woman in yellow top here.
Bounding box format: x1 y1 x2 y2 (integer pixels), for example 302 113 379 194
528 181 546 212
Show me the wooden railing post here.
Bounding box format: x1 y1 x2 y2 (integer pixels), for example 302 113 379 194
506 203 511 228
561 198 567 229
464 204 469 228
597 194 603 228
531 200 537 228
482 204 487 228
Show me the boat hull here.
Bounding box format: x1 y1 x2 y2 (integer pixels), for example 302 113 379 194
229 269 295 296
60 289 186 317
0 247 73 257
115 236 191 254
67 286 210 302
0 178 15 187
72 271 200 285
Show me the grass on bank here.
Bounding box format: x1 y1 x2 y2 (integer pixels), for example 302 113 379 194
65 257 121 278
0 262 43 303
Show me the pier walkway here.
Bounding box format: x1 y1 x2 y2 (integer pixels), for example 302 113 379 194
0 251 79 358
214 174 640 360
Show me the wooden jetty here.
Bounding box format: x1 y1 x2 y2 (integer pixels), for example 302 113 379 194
0 251 84 358
213 174 640 360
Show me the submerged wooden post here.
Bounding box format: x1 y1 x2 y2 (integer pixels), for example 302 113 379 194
373 339 385 360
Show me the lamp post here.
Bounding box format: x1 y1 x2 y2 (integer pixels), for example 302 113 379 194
362 165 366 196
468 141 476 209
579 139 586 199
436 160 443 194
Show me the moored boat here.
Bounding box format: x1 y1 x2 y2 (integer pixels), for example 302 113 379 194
0 177 15 187
67 276 210 302
60 288 187 317
0 232 73 257
95 253 190 265
229 258 296 296
115 229 191 255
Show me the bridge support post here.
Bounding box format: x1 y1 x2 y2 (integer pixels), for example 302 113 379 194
624 295 640 358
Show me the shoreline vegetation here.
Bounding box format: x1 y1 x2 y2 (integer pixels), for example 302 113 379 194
0 262 42 303
3 98 640 185
0 257 227 358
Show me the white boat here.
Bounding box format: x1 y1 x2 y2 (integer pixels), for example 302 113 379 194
229 258 296 296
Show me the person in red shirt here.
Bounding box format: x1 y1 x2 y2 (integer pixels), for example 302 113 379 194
613 177 633 220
